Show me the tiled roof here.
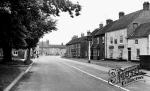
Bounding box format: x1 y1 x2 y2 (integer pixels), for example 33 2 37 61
128 22 150 39
39 42 66 49
91 28 100 36
49 45 66 49
107 10 142 32
95 22 114 36
66 36 87 45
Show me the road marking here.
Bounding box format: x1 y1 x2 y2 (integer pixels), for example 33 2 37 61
60 61 130 91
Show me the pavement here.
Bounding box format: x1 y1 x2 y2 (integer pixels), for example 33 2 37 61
8 56 150 91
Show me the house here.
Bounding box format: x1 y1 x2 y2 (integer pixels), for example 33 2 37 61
39 40 66 56
90 24 103 60
128 22 150 61
105 2 150 61
94 19 114 60
66 35 88 58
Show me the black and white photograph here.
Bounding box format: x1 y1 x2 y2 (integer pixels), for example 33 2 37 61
1 0 150 91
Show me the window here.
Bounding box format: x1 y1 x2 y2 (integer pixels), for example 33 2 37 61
120 36 123 43
137 49 140 59
114 39 117 44
93 49 97 56
97 37 100 44
102 36 105 43
135 39 138 44
110 37 113 44
119 49 123 59
97 50 100 56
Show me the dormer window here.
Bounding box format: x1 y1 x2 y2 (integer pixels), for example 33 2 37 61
133 23 138 29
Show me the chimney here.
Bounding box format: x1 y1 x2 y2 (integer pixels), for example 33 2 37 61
81 33 84 37
106 19 113 25
119 12 125 18
99 23 103 29
143 2 149 10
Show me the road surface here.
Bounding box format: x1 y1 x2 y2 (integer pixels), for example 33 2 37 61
11 56 150 91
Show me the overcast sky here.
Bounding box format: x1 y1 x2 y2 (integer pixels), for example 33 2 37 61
40 0 148 45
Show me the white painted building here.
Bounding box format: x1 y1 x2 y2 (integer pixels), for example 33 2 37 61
105 29 128 60
105 2 150 61
128 22 150 61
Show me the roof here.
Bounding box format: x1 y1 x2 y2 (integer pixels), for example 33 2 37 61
66 36 87 45
91 28 100 36
128 22 150 39
107 10 142 32
39 42 49 48
95 22 114 36
39 42 66 49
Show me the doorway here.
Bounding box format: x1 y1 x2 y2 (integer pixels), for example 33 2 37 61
128 48 131 61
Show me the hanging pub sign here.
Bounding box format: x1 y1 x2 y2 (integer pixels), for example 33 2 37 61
108 65 145 86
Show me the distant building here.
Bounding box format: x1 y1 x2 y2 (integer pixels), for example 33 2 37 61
39 40 66 56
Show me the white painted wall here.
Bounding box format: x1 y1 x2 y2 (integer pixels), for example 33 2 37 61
105 28 128 60
128 37 148 60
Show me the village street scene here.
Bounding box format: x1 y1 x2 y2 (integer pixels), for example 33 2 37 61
1 0 150 91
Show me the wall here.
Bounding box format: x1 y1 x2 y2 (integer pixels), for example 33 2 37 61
105 28 128 60
128 37 148 60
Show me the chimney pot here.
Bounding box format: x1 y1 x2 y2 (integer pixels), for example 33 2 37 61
119 12 125 18
143 2 149 10
81 33 84 37
99 23 103 29
106 19 113 25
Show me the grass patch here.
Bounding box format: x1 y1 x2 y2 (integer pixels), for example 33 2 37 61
0 59 29 90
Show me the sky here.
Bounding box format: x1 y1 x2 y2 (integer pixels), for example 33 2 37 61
40 0 149 45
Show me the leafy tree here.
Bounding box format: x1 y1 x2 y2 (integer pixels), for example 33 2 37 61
0 0 81 63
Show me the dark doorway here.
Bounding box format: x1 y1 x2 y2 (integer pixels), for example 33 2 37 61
128 48 131 61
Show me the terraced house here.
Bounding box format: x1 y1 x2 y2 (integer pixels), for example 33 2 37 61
105 2 150 61
90 24 103 60
93 19 114 60
39 40 66 56
66 35 88 58
128 22 150 61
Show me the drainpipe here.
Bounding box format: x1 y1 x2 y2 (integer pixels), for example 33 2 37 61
105 33 107 59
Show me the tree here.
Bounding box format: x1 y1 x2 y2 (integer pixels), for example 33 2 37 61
0 0 81 63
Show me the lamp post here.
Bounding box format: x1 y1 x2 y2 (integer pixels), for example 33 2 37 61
87 31 92 63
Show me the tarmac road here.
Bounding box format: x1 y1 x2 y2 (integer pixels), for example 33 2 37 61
11 56 150 91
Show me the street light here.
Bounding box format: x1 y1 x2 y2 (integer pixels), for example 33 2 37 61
87 31 92 63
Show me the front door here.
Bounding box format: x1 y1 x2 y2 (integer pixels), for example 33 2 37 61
128 48 131 61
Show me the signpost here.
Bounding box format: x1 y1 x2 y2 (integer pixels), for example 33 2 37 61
108 65 145 86
87 31 92 63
